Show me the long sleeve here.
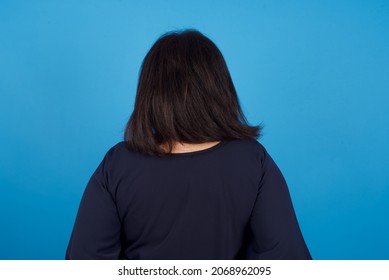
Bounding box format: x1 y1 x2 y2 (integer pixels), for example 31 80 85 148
248 146 312 259
65 160 122 260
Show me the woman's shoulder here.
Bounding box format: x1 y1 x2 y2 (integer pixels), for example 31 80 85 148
108 140 127 153
228 139 272 166
102 139 268 164
227 138 267 154
108 139 267 154
98 141 139 168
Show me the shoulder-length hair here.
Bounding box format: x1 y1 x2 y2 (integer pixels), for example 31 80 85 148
124 29 261 157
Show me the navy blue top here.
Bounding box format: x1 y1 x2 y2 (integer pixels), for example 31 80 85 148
65 139 311 260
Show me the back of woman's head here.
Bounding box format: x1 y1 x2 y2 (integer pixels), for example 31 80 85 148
124 29 261 157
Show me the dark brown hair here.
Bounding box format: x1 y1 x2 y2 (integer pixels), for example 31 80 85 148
124 29 261 157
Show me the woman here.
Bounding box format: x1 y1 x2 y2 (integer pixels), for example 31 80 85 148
65 29 311 260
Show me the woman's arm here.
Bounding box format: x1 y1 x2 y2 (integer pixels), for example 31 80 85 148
65 161 122 260
249 145 312 259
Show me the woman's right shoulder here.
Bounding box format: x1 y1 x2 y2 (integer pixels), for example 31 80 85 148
225 138 268 163
231 138 266 153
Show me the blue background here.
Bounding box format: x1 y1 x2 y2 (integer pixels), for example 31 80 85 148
1 0 388 260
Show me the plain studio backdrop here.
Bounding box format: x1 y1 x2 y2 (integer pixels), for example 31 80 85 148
0 0 388 260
